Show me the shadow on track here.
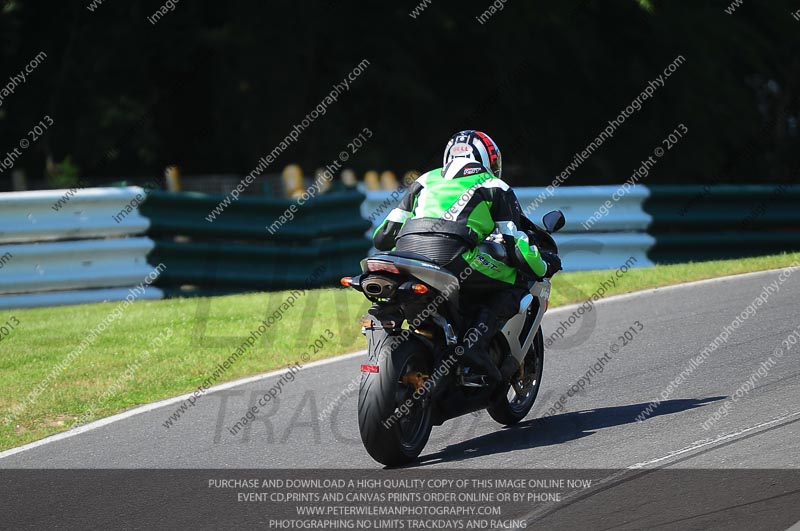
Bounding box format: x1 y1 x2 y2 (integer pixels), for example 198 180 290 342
403 397 726 468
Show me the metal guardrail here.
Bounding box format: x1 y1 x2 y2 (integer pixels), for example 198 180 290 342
5 182 793 308
0 186 163 309
517 185 652 233
362 185 655 271
0 187 150 243
0 239 157 294
644 185 800 263
140 190 371 295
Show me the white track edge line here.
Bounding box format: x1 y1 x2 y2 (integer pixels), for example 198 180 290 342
628 409 800 468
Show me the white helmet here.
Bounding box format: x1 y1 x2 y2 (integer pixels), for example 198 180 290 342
442 129 502 178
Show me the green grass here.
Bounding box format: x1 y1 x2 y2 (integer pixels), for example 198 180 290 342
1 252 797 451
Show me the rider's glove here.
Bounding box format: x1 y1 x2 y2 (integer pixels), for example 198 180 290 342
541 252 562 278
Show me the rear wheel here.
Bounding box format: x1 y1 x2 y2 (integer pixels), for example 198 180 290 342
487 328 544 426
358 338 434 466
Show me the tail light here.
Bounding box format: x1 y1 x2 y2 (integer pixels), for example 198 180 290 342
340 277 353 287
366 260 400 274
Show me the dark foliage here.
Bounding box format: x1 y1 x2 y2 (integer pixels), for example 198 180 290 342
0 0 797 187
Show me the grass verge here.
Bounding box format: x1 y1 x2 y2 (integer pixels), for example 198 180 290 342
1 252 798 451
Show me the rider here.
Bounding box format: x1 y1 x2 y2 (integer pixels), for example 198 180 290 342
373 130 561 382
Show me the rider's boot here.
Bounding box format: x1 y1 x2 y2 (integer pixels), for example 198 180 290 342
459 308 502 383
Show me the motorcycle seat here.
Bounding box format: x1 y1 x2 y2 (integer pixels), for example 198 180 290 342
378 250 441 266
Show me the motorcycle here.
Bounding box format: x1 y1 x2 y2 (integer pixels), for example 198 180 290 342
340 210 565 466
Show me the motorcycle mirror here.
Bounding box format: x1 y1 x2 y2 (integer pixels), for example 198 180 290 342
542 210 566 233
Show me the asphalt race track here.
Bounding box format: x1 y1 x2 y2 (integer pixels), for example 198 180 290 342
2 268 799 471
4 268 800 530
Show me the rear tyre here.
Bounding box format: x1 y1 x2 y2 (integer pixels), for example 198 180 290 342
487 328 544 426
358 337 434 466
